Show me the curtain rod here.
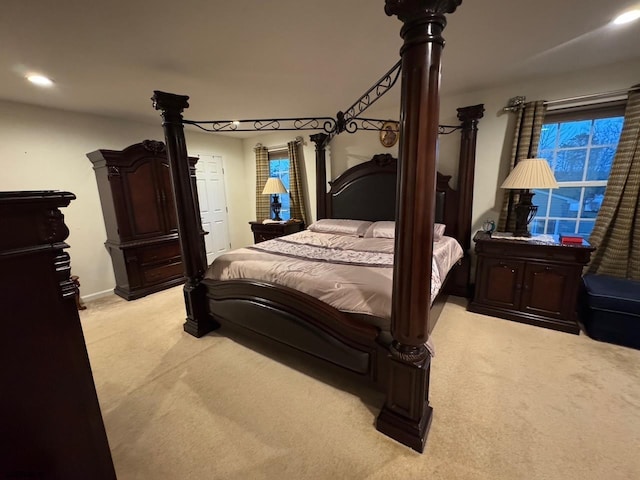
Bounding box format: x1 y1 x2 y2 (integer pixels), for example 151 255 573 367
544 87 637 107
255 136 303 151
504 85 639 112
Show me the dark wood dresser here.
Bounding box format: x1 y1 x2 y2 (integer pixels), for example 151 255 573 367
88 140 198 300
250 220 304 243
0 191 116 479
469 231 594 334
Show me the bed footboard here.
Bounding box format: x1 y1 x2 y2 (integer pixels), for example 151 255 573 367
203 278 383 378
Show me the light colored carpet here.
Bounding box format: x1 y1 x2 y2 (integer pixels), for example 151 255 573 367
80 287 640 480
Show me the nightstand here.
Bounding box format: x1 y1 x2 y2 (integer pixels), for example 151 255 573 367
249 220 304 243
468 231 595 334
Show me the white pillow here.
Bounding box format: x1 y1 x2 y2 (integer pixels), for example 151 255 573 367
364 221 446 241
307 219 373 237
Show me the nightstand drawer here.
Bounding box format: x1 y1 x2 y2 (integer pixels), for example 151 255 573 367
254 232 273 243
249 221 304 244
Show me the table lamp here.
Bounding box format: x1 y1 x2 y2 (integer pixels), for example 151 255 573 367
262 177 288 221
500 158 558 237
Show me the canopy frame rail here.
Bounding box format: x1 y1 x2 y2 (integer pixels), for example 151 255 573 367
181 61 408 137
341 60 402 124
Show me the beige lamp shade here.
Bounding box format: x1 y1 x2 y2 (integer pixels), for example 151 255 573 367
500 158 559 189
262 177 287 195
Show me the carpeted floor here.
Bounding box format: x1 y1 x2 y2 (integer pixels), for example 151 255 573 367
80 287 640 480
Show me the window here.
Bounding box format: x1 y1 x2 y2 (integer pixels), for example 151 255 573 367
531 103 625 238
268 150 291 220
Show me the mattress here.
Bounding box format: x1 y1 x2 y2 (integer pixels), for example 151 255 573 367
205 230 463 320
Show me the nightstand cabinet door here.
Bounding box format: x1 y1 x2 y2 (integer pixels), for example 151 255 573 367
469 231 594 334
521 262 576 320
475 257 525 310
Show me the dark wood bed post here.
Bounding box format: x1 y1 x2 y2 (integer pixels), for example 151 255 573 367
447 104 485 297
152 91 218 338
311 133 330 220
377 0 461 453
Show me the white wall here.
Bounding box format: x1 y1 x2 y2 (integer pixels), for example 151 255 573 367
3 59 638 298
0 100 247 299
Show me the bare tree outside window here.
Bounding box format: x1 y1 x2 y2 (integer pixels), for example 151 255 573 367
531 110 624 238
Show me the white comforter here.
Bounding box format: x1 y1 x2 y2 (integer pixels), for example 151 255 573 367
205 230 462 321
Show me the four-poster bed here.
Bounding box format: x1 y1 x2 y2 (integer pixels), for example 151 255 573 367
151 0 483 452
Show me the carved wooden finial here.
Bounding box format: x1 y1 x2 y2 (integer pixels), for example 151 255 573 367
385 0 462 21
385 0 461 52
142 139 166 154
457 104 485 125
310 132 329 149
371 153 396 167
151 91 190 114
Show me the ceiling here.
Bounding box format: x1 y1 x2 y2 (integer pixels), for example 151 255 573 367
2 0 639 127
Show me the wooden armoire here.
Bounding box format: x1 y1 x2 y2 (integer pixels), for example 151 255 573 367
88 140 198 300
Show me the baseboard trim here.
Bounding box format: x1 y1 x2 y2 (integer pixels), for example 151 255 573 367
82 289 114 303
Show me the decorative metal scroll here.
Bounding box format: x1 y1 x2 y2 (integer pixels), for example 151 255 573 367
334 119 461 135
182 60 462 136
338 117 395 134
184 117 337 134
342 60 402 124
439 125 462 135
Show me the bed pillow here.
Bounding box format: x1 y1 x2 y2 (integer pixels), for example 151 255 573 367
364 221 446 241
307 219 372 237
364 221 395 239
434 223 446 241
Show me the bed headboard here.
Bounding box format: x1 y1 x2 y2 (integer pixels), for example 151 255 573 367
325 153 459 238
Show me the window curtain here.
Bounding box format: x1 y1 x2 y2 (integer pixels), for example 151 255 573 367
255 145 271 220
287 140 309 225
497 101 547 232
587 88 640 279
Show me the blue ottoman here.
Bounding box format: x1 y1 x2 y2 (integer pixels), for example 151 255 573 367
580 274 640 349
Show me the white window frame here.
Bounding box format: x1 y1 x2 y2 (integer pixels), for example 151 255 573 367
532 102 625 237
268 150 291 220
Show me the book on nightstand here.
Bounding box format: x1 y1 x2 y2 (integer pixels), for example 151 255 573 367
560 235 584 245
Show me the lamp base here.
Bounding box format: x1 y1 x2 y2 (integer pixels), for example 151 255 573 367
271 194 282 221
513 226 532 237
513 190 537 237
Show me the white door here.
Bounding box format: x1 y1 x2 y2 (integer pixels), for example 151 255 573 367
195 155 231 264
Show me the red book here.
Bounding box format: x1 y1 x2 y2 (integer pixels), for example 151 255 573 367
560 235 583 245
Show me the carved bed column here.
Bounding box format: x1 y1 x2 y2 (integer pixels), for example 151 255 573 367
448 104 485 297
311 132 330 219
377 0 461 453
152 91 217 337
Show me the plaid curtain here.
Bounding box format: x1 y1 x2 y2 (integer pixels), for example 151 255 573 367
255 145 271 221
287 140 308 225
588 89 640 279
497 101 547 232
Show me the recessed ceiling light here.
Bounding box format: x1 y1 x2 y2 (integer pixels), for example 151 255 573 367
613 9 640 25
232 121 240 126
26 74 54 87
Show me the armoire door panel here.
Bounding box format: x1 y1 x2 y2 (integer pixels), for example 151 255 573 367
124 161 164 238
